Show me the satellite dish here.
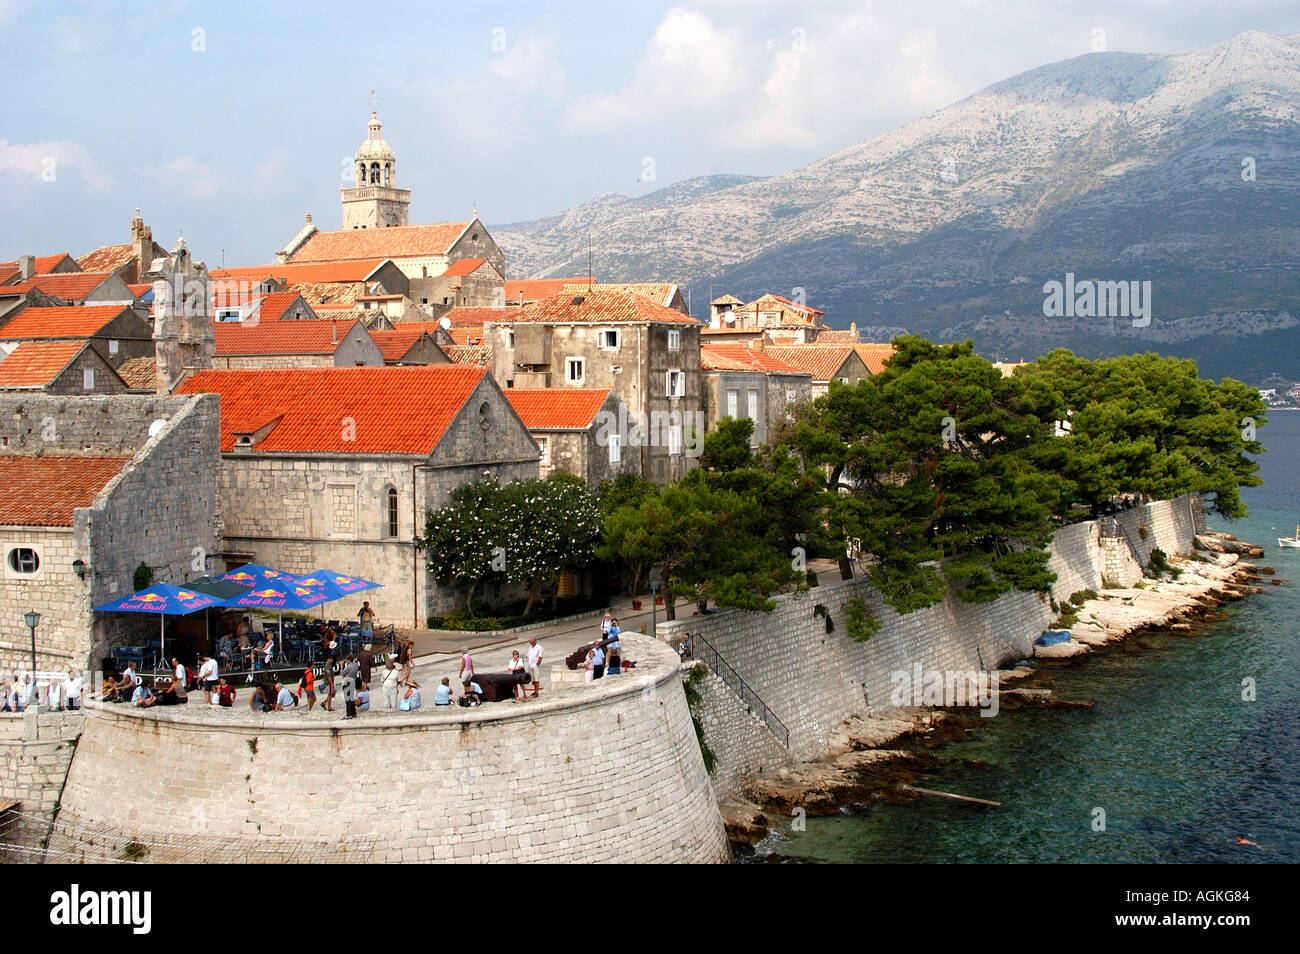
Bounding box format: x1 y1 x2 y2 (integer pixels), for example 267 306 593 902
724 313 735 325
438 316 451 330
147 419 167 438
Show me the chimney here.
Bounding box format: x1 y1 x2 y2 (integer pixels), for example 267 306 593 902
17 255 34 280
332 319 339 345
131 210 153 283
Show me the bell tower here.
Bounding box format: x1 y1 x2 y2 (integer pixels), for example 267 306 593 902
341 92 411 229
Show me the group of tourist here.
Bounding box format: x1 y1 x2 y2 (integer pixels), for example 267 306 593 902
0 670 84 712
582 614 625 682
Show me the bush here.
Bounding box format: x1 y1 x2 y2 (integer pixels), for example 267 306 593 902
1147 547 1172 577
845 598 881 643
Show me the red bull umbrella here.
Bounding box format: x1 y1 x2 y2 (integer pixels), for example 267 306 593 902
94 584 226 671
294 569 383 620
222 577 332 660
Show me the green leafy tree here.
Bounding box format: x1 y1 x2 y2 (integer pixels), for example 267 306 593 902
501 474 602 616
423 478 507 612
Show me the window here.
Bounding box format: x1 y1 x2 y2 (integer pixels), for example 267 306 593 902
507 331 515 349
609 433 621 465
599 329 620 350
7 548 39 574
82 368 94 390
566 357 585 384
537 437 549 465
108 340 119 355
668 426 682 456
216 308 241 322
838 377 850 384
726 389 738 418
386 487 399 538
667 330 681 351
666 370 684 398
747 389 759 420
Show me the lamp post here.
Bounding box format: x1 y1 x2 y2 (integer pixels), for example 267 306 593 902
648 568 661 641
24 609 40 691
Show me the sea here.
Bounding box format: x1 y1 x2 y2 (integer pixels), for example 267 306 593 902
756 411 1300 864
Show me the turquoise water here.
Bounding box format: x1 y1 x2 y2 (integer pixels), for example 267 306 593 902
761 412 1300 863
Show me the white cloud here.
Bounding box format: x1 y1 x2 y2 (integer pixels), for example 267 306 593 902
0 138 111 191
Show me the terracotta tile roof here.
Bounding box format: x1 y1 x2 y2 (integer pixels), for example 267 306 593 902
285 223 470 263
442 306 509 326
213 319 358 356
560 282 680 308
127 283 153 298
443 343 492 366
746 293 824 319
446 327 484 346
503 277 594 304
117 355 158 389
506 388 610 430
74 244 137 273
0 455 133 526
214 291 311 323
764 346 857 382
700 344 802 374
0 305 129 339
0 341 87 388
854 343 896 375
0 266 16 285
368 324 440 361
291 282 363 308
710 294 744 305
503 287 700 326
0 254 77 276
176 366 489 455
2 272 117 301
210 259 390 284
701 326 766 337
442 257 487 277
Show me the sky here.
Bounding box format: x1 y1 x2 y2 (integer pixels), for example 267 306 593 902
2 0 1297 269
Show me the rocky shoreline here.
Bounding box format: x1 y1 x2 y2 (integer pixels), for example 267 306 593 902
725 540 1274 857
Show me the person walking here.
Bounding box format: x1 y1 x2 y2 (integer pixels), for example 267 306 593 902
459 647 474 685
297 665 317 711
525 636 543 698
381 658 402 710
341 655 360 719
357 643 375 690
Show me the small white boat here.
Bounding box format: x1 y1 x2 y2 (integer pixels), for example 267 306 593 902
1279 526 1300 548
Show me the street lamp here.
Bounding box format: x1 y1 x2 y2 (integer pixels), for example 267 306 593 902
24 610 40 692
648 568 661 640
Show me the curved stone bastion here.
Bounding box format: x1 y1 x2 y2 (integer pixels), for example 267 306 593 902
48 634 729 863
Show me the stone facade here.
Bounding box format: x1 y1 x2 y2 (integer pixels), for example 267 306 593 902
0 394 221 673
48 634 730 863
0 711 82 854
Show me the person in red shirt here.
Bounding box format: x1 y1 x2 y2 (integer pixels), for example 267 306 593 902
298 666 317 711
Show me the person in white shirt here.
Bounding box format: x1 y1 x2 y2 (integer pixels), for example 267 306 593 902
172 657 186 688
16 674 35 711
525 637 543 698
197 655 219 692
45 681 61 710
63 670 83 711
381 659 402 709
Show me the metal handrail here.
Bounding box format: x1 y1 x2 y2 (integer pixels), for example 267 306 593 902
691 633 790 748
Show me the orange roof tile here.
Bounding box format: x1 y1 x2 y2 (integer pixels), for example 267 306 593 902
506 388 610 429
443 343 492 366
209 259 390 284
503 277 594 304
213 319 358 356
503 287 700 326
285 223 470 263
560 282 680 308
764 346 858 382
0 254 77 275
0 305 130 339
0 455 132 526
127 283 153 298
442 306 509 326
368 325 441 362
854 343 896 375
0 341 88 388
442 258 488 277
2 272 117 300
814 329 860 345
446 327 483 346
700 344 803 374
0 267 16 285
213 291 311 323
746 293 824 318
176 366 489 455
74 244 137 273
116 355 158 389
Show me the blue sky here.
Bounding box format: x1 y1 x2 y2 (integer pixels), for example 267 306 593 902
2 0 1297 269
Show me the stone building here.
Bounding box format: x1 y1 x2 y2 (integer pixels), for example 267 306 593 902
504 387 636 485
0 341 130 395
175 365 540 627
340 109 411 230
211 319 383 369
368 325 450 365
148 238 214 393
699 343 813 447
74 211 172 284
0 393 221 674
0 305 154 371
764 344 870 397
485 287 704 484
0 254 80 285
504 277 594 306
560 282 690 316
707 293 826 342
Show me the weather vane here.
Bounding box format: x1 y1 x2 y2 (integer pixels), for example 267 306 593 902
369 89 381 114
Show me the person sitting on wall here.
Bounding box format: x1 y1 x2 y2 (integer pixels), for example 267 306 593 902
131 683 156 708
111 664 141 703
433 677 454 707
249 685 271 713
216 677 236 708
459 679 481 707
399 680 422 711
357 686 372 711
273 682 297 711
153 677 186 706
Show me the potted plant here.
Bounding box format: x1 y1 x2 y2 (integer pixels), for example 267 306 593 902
631 598 642 611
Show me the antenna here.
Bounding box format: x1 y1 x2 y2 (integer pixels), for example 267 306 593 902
587 235 593 289
369 89 381 114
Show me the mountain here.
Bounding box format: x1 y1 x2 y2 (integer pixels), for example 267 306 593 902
491 31 1300 384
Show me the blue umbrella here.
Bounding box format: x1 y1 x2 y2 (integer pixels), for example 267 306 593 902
222 577 331 664
294 569 383 623
94 583 225 671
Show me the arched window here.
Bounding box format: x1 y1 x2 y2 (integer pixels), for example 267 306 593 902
370 162 380 184
357 162 365 186
384 163 391 186
385 487 399 538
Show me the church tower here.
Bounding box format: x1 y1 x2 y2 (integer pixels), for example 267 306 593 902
341 99 411 230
